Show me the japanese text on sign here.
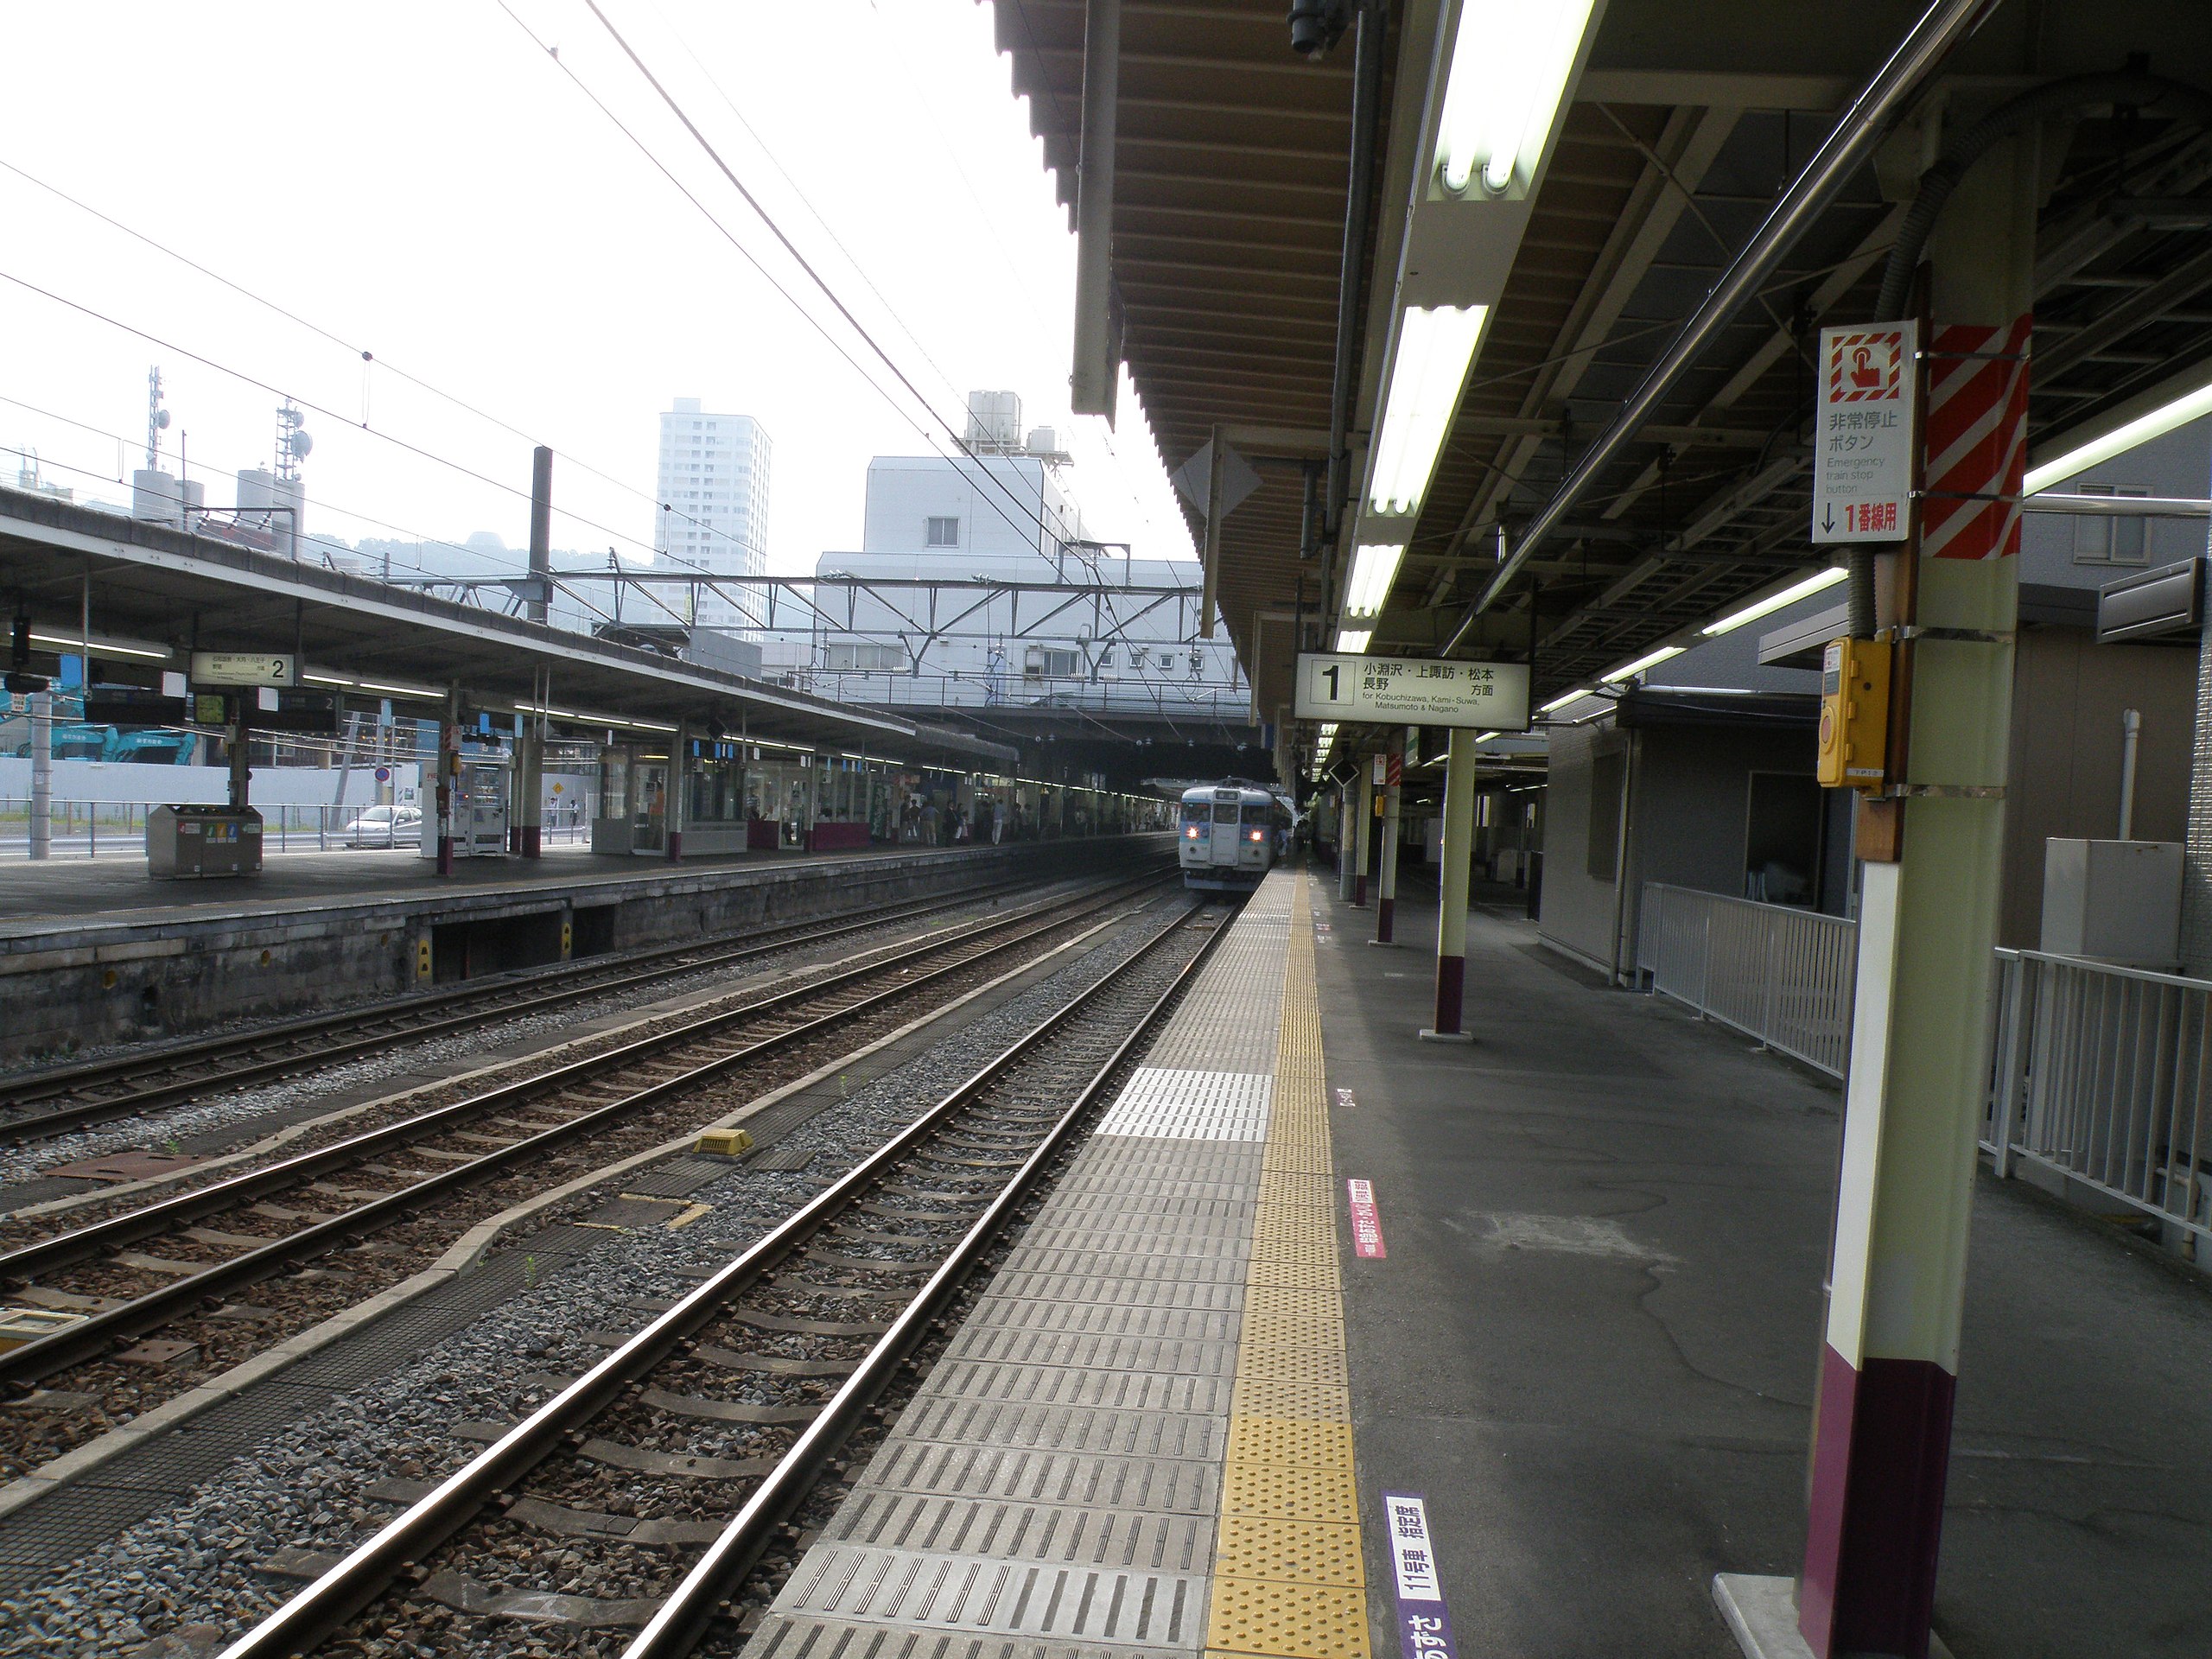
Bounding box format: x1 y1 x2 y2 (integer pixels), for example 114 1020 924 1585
1383 1492 1459 1659
1294 653 1529 729
1812 321 1916 544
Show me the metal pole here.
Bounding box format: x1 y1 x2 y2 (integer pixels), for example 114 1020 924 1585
1070 0 1121 417
1423 728 1478 1042
1353 760 1374 907
28 693 50 860
1457 0 1995 634
1325 2 1385 539
1338 786 1356 901
2119 707 2141 840
1201 427 1225 640
528 446 553 625
1373 736 1402 944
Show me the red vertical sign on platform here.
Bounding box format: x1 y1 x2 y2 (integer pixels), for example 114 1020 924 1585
1347 1178 1387 1258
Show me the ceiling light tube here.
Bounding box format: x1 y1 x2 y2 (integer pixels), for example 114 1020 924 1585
29 630 171 662
1601 645 1684 683
2025 371 2212 493
1335 627 1373 654
1434 0 1601 197
1701 566 1848 636
1343 543 1406 620
1369 305 1489 516
1538 688 1593 714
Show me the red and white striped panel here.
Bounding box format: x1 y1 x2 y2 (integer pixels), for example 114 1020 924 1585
1921 314 2032 561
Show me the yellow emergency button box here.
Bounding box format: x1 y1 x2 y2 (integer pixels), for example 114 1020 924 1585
1817 637 1891 791
694 1128 754 1158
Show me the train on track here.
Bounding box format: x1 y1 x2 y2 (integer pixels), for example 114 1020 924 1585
1178 780 1288 893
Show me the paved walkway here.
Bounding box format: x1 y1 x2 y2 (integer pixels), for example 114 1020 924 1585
1317 865 2212 1659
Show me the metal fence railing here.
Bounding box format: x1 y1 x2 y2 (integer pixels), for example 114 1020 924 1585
1637 882 1859 1079
1986 950 2212 1247
0 799 591 859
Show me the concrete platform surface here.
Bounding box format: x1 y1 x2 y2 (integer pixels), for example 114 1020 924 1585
1317 867 2212 1659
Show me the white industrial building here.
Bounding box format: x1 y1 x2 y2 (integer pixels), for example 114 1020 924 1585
653 397 770 632
779 393 1245 719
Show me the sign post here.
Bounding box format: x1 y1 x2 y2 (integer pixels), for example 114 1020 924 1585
1812 321 1917 543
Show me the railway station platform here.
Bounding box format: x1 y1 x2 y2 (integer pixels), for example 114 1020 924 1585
0 835 1166 1065
756 863 2212 1659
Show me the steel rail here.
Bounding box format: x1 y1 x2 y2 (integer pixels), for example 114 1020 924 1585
0 866 1081 1141
1453 0 1996 638
0 871 1172 1389
216 895 1227 1659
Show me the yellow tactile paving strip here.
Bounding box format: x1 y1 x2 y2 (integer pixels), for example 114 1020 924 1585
1207 869 1371 1659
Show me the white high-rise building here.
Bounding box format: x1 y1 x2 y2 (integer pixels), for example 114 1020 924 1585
654 397 771 632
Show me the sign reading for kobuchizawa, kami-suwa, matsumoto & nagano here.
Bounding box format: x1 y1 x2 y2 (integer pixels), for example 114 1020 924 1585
1812 320 1917 543
1294 654 1530 729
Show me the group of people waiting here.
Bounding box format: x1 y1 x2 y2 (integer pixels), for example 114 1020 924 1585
896 795 1035 846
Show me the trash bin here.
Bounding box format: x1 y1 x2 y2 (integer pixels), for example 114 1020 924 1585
147 804 264 879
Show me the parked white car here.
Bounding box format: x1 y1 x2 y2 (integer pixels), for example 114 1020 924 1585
340 804 423 849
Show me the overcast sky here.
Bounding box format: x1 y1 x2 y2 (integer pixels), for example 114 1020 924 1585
0 0 1194 581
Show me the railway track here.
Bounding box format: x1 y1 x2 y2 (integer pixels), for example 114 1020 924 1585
0 861 1127 1145
213 893 1226 1659
0 871 1173 1476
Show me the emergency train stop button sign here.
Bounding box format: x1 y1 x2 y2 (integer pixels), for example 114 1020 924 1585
1813 320 1917 543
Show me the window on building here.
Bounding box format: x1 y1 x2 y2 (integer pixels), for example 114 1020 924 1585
2071 485 2150 565
925 516 960 548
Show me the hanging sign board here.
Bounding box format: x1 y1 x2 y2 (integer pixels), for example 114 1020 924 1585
190 650 297 687
1294 653 1530 730
1812 321 1916 543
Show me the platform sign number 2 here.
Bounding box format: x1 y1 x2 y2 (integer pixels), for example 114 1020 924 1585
1813 321 1916 544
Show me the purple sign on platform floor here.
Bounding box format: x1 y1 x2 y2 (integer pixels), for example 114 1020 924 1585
1382 1491 1459 1659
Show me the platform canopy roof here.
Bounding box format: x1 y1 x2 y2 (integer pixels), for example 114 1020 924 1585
998 0 2212 762
0 489 1016 771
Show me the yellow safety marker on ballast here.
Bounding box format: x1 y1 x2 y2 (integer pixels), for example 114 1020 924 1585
1208 869 1371 1659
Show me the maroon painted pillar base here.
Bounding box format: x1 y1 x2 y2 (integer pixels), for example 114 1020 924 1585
1376 896 1395 943
507 825 523 855
522 825 541 860
666 830 683 863
1353 875 1368 907
435 834 454 877
1800 1344 1958 1658
1432 954 1465 1034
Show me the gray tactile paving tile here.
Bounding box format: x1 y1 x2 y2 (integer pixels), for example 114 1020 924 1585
751 875 1295 1659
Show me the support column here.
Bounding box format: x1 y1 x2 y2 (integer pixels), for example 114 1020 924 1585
435 694 459 877
1337 786 1356 900
2182 610 2212 973
667 725 687 862
28 692 51 860
1796 134 2034 1659
227 704 251 811
1422 728 1477 1042
518 723 543 859
1352 761 1374 907
1372 736 1402 944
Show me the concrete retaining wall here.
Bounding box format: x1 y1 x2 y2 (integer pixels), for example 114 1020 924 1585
0 837 1160 1065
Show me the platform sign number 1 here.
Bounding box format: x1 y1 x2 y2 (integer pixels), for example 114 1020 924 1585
1813 321 1916 544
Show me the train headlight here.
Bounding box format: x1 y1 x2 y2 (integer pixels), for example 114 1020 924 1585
1185 824 1201 838
1248 829 1264 842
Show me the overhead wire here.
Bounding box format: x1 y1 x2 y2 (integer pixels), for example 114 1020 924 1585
486 0 1068 610
566 0 1079 563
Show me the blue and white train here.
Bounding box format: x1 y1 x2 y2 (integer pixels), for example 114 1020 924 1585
1178 782 1287 893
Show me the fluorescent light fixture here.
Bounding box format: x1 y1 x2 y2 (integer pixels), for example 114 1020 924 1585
1344 543 1406 620
1601 645 1684 683
1335 627 1373 653
1702 566 1848 637
1538 688 1593 715
29 629 170 662
2025 371 2212 493
1369 305 1489 516
1434 0 1600 197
